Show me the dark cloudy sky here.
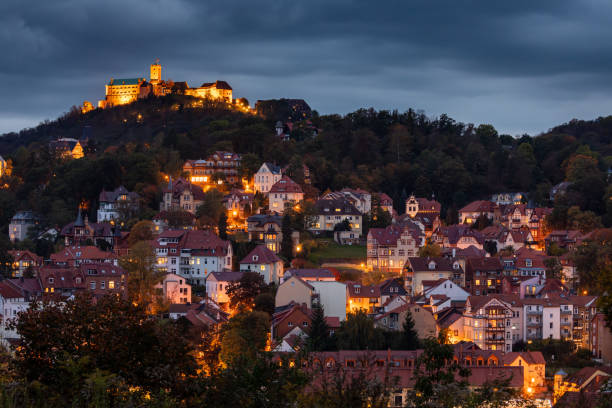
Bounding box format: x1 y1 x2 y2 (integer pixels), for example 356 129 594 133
2 0 612 136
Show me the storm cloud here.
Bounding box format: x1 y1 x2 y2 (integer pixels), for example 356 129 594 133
2 0 612 135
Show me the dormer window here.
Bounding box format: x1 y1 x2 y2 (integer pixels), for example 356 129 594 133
253 255 259 262
428 261 436 270
525 259 532 267
48 277 54 284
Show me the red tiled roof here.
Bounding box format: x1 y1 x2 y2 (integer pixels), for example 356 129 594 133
240 245 281 265
0 282 23 299
269 176 303 194
459 200 497 213
502 351 546 365
7 250 42 264
467 257 502 271
50 246 117 264
285 269 335 280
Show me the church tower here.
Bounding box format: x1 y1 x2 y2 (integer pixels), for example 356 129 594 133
150 59 161 84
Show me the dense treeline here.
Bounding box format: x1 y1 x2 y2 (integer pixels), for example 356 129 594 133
0 95 611 235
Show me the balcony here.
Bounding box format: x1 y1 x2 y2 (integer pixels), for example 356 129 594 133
486 326 505 331
527 310 541 315
527 321 542 326
484 338 505 344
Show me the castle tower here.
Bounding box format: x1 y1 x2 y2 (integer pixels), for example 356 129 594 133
150 59 161 84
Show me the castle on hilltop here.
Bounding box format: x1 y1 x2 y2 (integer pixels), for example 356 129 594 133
83 61 235 112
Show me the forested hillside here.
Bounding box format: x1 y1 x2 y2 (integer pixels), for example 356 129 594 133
0 95 610 233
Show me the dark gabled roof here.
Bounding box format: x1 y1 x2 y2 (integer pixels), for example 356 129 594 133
407 257 455 272
314 197 361 216
260 162 282 175
247 214 282 227
284 269 335 280
467 257 503 271
99 186 139 203
459 200 498 213
209 271 244 282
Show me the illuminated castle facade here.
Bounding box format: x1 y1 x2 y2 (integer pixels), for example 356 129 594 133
92 62 233 109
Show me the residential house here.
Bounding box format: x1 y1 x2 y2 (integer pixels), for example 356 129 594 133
553 366 612 407
405 257 463 296
246 214 283 253
275 276 347 321
283 269 336 282
155 273 191 304
419 278 470 303
322 188 372 214
159 178 206 214
374 303 437 338
463 295 523 352
8 211 38 242
308 197 362 237
271 303 312 339
50 246 118 267
458 200 498 224
206 271 244 308
77 262 127 298
38 266 85 297
8 250 42 278
346 281 381 313
268 176 304 213
223 189 254 220
465 257 504 295
60 208 117 248
481 225 533 252
502 351 547 395
544 230 585 251
239 245 284 284
97 186 140 221
376 193 394 214
367 224 423 274
431 225 484 250
491 192 524 205
405 195 441 218
153 230 232 285
169 300 229 327
183 151 242 186
152 210 196 233
570 295 598 349
0 282 32 342
49 138 85 159
254 162 282 193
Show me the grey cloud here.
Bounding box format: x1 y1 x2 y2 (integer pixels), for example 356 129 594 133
1 0 612 135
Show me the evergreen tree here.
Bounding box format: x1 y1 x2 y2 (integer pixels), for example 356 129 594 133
400 309 420 350
281 213 293 263
307 304 330 351
218 212 228 240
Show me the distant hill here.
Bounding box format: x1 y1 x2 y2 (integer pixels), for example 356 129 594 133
0 96 610 233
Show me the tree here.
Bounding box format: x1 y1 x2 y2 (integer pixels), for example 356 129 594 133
219 311 269 366
418 242 442 257
0 235 13 279
409 334 471 407
253 292 275 316
335 310 384 350
218 212 228 240
484 240 498 256
119 241 163 312
196 189 225 224
163 208 194 229
307 304 331 351
281 213 293 263
333 219 351 232
127 220 153 246
399 309 420 350
544 257 563 281
238 153 261 180
225 271 268 312
10 293 197 402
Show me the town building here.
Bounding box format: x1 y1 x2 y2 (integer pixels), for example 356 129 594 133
8 211 38 242
307 197 362 237
405 195 441 218
431 225 484 250
544 230 585 252
160 178 206 214
268 176 304 213
50 246 118 267
321 188 372 214
97 186 140 222
254 163 282 193
77 262 127 298
283 269 336 282
7 250 42 277
463 295 523 352
223 189 254 221
206 271 244 308
239 245 284 284
553 366 612 407
367 224 423 274
591 313 612 364
153 230 232 285
491 192 524 205
49 138 85 159
377 193 394 214
96 62 234 108
374 303 437 338
246 214 283 253
465 257 504 295
458 200 498 224
406 257 463 296
183 151 242 187
155 273 191 304
60 209 116 248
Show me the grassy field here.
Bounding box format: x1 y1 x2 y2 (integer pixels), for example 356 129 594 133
307 238 366 264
